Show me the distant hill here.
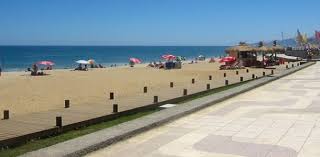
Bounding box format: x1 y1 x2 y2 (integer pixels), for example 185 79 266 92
254 37 318 47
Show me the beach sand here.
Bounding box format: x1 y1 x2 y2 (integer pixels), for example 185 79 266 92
0 61 280 117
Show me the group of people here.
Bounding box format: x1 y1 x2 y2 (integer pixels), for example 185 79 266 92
28 64 45 76
147 61 164 68
74 63 105 71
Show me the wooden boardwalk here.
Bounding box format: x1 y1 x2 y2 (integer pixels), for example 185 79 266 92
0 63 298 147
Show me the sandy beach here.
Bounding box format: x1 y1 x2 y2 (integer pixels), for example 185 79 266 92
0 61 285 117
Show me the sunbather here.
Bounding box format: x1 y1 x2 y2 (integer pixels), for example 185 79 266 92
98 64 105 68
147 62 155 67
74 64 83 71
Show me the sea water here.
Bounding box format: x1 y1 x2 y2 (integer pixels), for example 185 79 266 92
0 46 227 71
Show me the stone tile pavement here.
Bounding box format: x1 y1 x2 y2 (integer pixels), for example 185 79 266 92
86 63 320 157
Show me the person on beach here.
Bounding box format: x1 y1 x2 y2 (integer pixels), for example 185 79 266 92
0 66 2 76
98 64 105 68
31 64 38 75
75 64 83 70
147 62 154 67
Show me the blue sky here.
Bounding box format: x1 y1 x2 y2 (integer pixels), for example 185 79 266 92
0 0 319 46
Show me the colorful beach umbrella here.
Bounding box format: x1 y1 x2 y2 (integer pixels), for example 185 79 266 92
162 54 176 60
36 61 55 66
219 56 236 63
129 58 141 64
76 60 90 64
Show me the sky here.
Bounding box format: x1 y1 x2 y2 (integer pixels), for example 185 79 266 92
0 0 319 46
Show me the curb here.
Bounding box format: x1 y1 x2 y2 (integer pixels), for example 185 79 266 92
21 62 315 157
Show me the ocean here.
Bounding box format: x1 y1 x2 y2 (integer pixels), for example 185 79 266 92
0 46 227 71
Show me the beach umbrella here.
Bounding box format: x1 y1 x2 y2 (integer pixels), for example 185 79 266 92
36 61 55 66
129 58 142 64
219 56 236 63
76 60 90 64
162 54 176 61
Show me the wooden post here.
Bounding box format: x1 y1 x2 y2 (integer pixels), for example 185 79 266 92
225 80 229 86
192 78 195 84
153 96 158 103
209 75 212 80
206 84 210 90
143 86 147 93
286 65 288 69
3 110 9 120
240 77 243 82
263 72 265 76
64 100 70 108
183 89 188 96
271 70 274 75
110 92 114 100
252 74 255 79
113 104 118 113
170 82 174 88
56 116 62 128
246 69 249 73
292 64 294 68
236 71 239 75
224 73 226 77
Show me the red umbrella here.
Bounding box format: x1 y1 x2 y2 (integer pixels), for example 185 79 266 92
219 56 236 63
36 61 55 66
129 58 141 64
162 54 176 60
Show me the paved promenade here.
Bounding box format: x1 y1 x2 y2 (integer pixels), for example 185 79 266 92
86 62 320 157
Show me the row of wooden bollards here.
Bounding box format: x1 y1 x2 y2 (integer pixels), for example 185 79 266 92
2 100 71 121
54 67 275 128
286 62 300 69
49 100 73 128
1 68 272 129
1 68 268 121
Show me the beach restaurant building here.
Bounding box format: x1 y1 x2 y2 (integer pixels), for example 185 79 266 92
225 42 257 67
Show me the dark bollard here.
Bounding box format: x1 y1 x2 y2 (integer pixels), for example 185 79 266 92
153 96 158 103
224 73 226 77
192 78 195 84
209 75 212 80
246 69 249 73
286 65 288 69
206 84 210 90
143 86 147 93
252 74 255 79
240 77 243 82
56 116 62 128
113 104 118 113
170 82 174 88
183 89 188 96
65 100 70 108
110 92 114 100
3 110 9 120
292 64 294 68
297 63 300 66
236 71 239 75
271 70 274 75
263 72 265 76
225 80 229 86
